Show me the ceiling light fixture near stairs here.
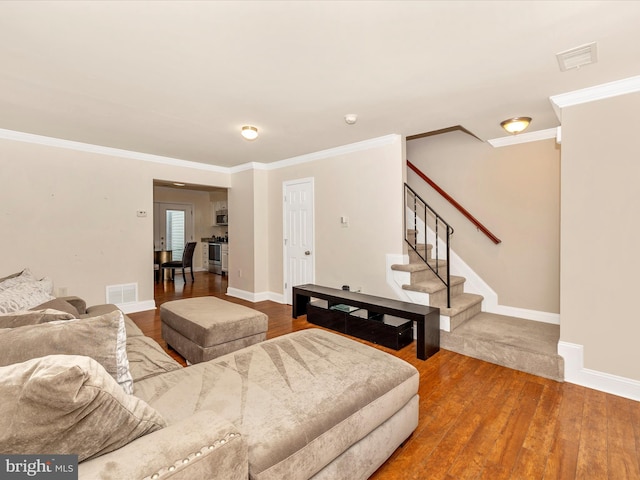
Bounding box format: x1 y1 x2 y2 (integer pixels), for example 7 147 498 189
500 117 532 134
241 125 258 140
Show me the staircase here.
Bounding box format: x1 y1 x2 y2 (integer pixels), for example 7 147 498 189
391 231 564 382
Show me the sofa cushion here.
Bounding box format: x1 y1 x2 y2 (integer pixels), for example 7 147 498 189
0 310 134 394
32 297 81 317
0 308 75 328
82 303 144 338
0 277 55 314
0 354 166 462
127 335 182 383
134 328 419 480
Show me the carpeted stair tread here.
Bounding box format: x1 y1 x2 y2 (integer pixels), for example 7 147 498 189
431 292 483 316
391 259 446 273
402 275 466 294
410 243 432 251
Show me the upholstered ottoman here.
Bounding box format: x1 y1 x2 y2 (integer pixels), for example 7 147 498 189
160 297 268 364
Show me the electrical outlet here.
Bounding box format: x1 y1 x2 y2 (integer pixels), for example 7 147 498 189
238 269 242 278
136 210 147 217
58 287 68 296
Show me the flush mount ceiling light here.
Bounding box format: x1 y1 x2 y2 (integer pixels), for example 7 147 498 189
241 125 258 140
344 114 358 125
500 117 532 135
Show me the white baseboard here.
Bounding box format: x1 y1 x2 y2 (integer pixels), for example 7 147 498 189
491 305 560 325
117 300 156 314
226 287 285 304
558 341 640 401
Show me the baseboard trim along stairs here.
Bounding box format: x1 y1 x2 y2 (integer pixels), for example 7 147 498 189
391 239 564 382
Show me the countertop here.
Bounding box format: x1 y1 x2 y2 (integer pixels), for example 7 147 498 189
201 237 228 243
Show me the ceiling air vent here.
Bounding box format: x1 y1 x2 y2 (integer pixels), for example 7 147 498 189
556 42 597 71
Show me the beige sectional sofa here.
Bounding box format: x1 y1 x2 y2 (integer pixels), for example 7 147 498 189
0 274 419 479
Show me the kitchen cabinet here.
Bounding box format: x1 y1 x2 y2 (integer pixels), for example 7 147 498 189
213 200 228 213
221 244 229 274
202 242 208 268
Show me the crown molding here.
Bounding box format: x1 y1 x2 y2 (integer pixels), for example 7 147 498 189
1 127 399 174
550 74 640 121
487 128 558 148
242 134 401 172
0 128 230 173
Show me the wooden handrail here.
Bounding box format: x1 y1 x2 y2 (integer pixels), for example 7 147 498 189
407 160 502 244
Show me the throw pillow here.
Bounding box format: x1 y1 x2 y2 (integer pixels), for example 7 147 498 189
113 310 134 394
0 278 55 314
0 309 75 328
0 268 35 291
0 269 26 285
0 310 134 394
0 355 166 462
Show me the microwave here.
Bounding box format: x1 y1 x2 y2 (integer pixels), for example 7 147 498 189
216 210 228 225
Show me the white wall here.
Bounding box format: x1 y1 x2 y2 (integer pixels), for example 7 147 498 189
256 135 405 300
560 91 640 382
226 168 256 295
0 138 229 308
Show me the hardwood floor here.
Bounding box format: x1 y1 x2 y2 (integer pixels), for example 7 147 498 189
129 271 640 480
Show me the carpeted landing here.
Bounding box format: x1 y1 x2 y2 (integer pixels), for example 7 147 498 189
440 312 564 381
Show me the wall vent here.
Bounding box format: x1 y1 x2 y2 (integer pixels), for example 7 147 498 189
106 283 138 305
556 42 597 71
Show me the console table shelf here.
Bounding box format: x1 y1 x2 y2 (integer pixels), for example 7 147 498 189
292 284 440 360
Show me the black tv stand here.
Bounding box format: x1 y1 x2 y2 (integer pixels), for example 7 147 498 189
292 284 440 360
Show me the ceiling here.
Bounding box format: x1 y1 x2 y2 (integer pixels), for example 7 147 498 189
1 1 639 168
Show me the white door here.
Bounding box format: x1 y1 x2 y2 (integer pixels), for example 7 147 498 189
283 178 314 304
154 202 194 262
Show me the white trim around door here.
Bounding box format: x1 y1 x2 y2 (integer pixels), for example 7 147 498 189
282 178 315 305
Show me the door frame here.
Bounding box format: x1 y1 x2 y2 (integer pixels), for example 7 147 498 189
282 177 315 304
